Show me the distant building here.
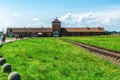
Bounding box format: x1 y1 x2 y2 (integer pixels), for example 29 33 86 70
6 18 105 37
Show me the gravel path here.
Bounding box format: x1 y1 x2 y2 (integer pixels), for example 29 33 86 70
0 38 16 45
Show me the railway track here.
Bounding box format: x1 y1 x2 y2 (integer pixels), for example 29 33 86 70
61 38 120 63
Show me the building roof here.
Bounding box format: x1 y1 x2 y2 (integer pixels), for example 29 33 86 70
61 27 105 32
6 27 105 33
7 28 52 33
52 18 61 23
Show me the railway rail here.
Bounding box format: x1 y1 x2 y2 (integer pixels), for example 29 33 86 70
61 38 120 63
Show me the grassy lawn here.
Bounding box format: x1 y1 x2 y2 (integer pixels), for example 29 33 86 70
63 35 120 51
0 38 120 80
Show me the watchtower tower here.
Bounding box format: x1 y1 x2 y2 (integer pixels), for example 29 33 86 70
52 18 61 37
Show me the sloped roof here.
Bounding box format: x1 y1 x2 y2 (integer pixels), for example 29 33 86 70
61 27 105 32
7 27 105 33
7 28 52 33
52 18 61 23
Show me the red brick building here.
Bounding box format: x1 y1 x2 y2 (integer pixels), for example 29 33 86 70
6 18 105 37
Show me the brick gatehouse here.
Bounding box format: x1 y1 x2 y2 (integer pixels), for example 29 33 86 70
6 18 105 37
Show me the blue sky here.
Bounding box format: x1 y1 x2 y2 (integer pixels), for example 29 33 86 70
0 0 120 31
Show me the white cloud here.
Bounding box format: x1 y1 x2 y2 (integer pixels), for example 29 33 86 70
13 13 21 16
0 21 16 27
59 10 120 31
4 21 16 26
33 18 40 21
25 22 44 27
0 21 17 32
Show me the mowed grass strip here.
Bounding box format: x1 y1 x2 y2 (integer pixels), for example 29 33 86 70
0 38 120 80
64 35 120 51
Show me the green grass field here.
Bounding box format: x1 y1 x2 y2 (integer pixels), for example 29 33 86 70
63 35 120 51
0 38 120 80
